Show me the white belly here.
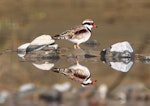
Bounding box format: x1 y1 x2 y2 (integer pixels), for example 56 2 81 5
69 64 90 77
69 32 91 44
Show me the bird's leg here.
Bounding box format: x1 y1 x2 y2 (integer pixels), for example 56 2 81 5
76 44 80 49
74 44 80 49
75 59 79 65
74 44 77 49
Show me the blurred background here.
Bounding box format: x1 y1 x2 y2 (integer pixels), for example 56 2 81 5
0 0 150 105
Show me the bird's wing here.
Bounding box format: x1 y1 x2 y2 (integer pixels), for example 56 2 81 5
58 25 88 39
63 68 88 83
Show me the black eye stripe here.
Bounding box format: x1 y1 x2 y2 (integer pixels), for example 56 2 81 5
82 82 90 85
82 22 92 25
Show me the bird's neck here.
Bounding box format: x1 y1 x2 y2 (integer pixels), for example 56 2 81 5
84 25 92 32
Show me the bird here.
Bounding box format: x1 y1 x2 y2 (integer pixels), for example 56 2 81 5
53 19 97 49
51 61 96 87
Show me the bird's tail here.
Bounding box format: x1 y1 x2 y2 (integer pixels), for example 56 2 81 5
52 35 66 40
51 68 65 73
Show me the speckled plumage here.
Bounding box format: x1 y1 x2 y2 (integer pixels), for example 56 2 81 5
52 62 96 87
53 19 97 48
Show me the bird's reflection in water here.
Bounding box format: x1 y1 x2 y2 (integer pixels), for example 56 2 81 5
51 60 97 87
17 38 133 85
18 45 97 87
17 35 97 87
17 35 149 88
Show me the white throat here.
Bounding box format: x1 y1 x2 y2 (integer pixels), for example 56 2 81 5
82 78 92 87
83 24 92 31
84 78 92 84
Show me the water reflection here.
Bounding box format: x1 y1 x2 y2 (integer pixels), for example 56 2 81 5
17 35 97 86
17 35 59 71
17 35 58 59
100 41 134 72
6 34 148 106
51 61 97 87
17 35 150 87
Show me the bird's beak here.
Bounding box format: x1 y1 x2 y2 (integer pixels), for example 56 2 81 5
93 23 97 28
91 80 97 85
81 80 97 87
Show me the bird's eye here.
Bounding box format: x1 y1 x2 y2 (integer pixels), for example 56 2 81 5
90 23 94 25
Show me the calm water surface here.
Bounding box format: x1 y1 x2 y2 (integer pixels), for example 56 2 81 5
0 0 150 105
0 27 150 106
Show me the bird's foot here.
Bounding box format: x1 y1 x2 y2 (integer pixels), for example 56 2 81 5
74 44 80 49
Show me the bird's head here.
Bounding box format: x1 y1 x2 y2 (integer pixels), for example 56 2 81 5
82 19 97 30
81 79 97 87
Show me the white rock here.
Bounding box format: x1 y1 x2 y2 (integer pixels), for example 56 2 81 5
30 35 55 46
17 43 30 58
110 41 133 52
110 61 133 72
32 62 54 70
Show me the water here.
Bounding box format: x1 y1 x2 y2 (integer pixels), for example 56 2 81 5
16 39 149 88
1 38 149 106
0 22 150 106
0 0 150 105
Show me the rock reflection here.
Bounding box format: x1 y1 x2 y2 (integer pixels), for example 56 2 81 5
100 41 134 72
100 41 150 72
17 35 58 59
17 35 149 88
138 55 150 64
17 34 97 87
18 47 97 87
17 35 59 70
